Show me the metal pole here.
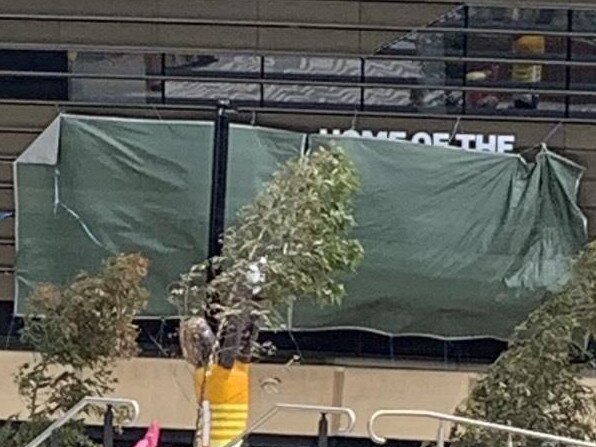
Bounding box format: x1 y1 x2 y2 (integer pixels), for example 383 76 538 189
207 99 231 261
317 413 329 447
436 422 445 447
103 404 114 447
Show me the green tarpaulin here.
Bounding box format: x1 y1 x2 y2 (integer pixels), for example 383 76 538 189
14 115 587 338
292 135 587 338
15 115 304 316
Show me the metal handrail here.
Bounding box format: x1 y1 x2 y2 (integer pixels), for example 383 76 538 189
222 403 357 447
24 397 140 447
368 409 596 447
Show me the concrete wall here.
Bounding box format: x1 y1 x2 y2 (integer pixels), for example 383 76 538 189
0 351 595 440
0 350 478 440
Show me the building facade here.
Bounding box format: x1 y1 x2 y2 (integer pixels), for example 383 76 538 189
0 0 595 443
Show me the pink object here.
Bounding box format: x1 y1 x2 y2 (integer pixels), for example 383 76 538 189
133 421 160 447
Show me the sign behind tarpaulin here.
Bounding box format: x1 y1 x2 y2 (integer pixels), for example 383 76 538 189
14 115 587 338
291 135 587 338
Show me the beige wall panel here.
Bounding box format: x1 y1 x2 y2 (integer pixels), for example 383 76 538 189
0 244 14 266
457 121 565 150
561 150 596 171
59 22 159 46
0 273 14 302
0 0 157 15
256 113 354 133
342 368 470 440
61 0 158 16
249 364 337 435
0 133 39 158
579 181 596 208
110 357 197 429
0 105 56 129
258 0 359 23
259 29 359 52
0 188 14 211
0 217 14 239
0 20 60 43
565 125 596 151
158 0 258 20
360 3 454 26
359 30 404 52
157 24 258 49
0 162 12 183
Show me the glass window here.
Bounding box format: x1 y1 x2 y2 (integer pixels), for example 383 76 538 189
465 62 565 89
378 32 464 57
365 59 463 86
264 56 360 81
165 81 260 105
572 9 595 31
571 11 596 62
0 50 67 100
263 84 359 109
569 94 596 118
364 88 462 113
571 38 596 61
468 7 567 31
570 67 596 91
69 52 160 104
467 34 566 60
164 54 260 78
466 91 565 117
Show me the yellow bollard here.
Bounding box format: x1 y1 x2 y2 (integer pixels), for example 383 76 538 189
194 361 250 447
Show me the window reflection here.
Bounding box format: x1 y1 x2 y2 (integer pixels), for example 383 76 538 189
0 5 593 119
466 92 565 117
264 56 360 81
468 7 567 31
0 50 67 100
263 85 359 109
365 88 462 113
164 54 260 78
569 95 596 118
69 52 160 103
165 82 260 105
467 34 565 60
365 59 463 86
466 62 565 88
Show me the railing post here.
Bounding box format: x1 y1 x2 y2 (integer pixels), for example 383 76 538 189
317 413 329 447
507 432 514 447
103 404 114 447
436 421 445 447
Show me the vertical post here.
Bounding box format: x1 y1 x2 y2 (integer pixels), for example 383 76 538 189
462 5 469 115
208 99 231 260
436 421 445 447
202 400 211 447
565 9 573 119
317 413 329 447
507 432 514 447
103 404 114 447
